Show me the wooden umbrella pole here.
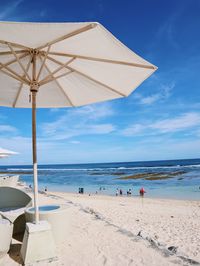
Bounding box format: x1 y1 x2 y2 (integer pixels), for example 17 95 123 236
31 50 39 224
31 88 39 224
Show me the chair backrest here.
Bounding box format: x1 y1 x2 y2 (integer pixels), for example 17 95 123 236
0 187 32 209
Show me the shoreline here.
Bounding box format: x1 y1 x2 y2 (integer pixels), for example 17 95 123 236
36 181 200 201
46 189 200 203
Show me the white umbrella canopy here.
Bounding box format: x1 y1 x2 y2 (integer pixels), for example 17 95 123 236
0 21 157 107
0 21 157 223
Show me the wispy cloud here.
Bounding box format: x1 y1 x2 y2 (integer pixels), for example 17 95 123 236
41 103 115 140
71 103 114 120
133 83 174 105
41 122 115 140
70 140 80 144
156 16 178 49
152 3 188 50
0 0 23 20
121 112 200 136
50 103 114 119
151 112 200 133
0 136 31 164
0 124 17 133
39 9 47 18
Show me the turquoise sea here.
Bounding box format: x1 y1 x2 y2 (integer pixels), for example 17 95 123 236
1 158 200 200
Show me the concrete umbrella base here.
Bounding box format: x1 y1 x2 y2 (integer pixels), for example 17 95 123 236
20 221 57 265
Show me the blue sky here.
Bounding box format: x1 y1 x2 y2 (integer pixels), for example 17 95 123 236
0 0 200 165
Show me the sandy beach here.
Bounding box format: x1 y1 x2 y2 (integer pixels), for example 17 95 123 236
1 186 199 266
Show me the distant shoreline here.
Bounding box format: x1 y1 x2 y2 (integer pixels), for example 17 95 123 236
0 157 200 167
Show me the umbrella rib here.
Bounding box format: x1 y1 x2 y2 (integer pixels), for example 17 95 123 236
39 57 75 85
13 55 33 107
0 64 30 85
0 52 28 68
0 67 28 85
0 53 30 85
45 55 126 97
0 40 30 50
38 55 74 106
0 50 28 56
46 51 156 70
37 23 97 50
0 65 30 85
7 43 31 81
40 60 75 107
36 45 51 82
39 70 74 86
68 66 126 97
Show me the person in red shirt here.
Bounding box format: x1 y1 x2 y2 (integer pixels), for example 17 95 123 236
139 187 146 196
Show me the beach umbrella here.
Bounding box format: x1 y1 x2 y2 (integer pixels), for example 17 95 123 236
0 21 157 223
0 147 18 158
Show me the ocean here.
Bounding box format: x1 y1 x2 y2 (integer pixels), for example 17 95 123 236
1 158 200 200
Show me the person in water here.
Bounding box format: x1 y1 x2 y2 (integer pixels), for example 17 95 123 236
127 188 132 196
116 188 119 196
139 187 146 196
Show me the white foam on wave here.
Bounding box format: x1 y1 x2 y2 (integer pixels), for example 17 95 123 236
7 168 32 171
6 164 200 172
7 168 88 171
7 167 112 171
118 165 181 170
117 164 200 170
183 164 200 168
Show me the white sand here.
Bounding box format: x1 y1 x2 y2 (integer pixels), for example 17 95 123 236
2 189 200 266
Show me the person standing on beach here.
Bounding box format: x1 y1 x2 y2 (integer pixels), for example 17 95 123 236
127 188 132 196
139 187 146 196
116 188 119 196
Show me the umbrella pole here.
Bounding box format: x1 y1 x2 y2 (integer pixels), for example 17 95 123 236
31 88 39 224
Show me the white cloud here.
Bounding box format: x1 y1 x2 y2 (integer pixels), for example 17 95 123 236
41 102 115 140
0 136 32 165
70 140 80 144
71 103 114 120
49 108 61 113
121 112 200 136
47 102 114 128
0 124 17 133
151 112 200 133
42 123 115 140
87 124 115 134
138 94 161 105
134 83 174 105
151 5 187 51
109 139 200 162
122 124 145 136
